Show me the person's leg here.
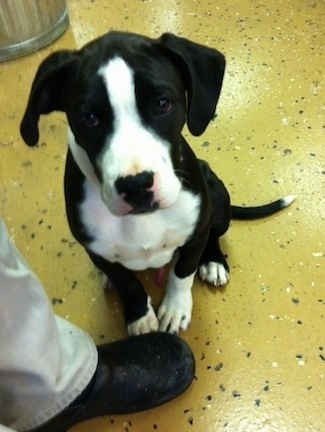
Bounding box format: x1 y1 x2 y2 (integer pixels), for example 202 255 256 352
0 218 195 432
0 219 97 431
0 425 17 432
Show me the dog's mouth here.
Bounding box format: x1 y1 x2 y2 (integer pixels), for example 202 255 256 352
102 191 160 217
128 201 160 215
101 171 182 217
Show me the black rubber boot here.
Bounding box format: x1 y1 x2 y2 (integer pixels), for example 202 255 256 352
31 332 195 432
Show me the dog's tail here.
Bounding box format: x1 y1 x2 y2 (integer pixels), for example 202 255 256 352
231 195 295 220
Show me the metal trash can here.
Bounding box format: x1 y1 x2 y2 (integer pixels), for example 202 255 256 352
0 0 69 62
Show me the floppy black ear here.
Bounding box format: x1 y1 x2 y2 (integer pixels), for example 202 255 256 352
20 50 78 146
156 33 225 136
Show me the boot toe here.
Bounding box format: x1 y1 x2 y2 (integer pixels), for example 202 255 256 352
97 332 195 414
32 332 195 432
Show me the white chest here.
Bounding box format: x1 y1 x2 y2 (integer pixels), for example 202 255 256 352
80 181 200 270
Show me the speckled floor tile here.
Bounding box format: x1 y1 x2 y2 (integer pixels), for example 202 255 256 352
0 1 324 431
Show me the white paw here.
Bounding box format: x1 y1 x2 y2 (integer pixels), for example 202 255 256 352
157 270 195 334
199 261 229 286
127 298 159 336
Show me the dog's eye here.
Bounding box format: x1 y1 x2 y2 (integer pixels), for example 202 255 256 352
155 98 172 114
80 113 99 128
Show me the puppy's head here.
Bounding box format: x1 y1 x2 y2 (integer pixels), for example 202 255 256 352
20 32 225 216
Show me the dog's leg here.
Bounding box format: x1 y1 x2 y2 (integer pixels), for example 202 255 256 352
199 227 229 286
157 233 209 334
197 160 231 287
87 251 159 336
157 267 195 334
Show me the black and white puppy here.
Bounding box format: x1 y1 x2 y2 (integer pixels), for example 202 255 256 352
20 31 294 335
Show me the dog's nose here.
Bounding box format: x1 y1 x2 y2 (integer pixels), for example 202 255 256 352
115 171 158 213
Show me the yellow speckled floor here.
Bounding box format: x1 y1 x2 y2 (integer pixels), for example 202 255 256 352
1 1 324 431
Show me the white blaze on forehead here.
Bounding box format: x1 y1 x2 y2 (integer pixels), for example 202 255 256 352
99 57 137 119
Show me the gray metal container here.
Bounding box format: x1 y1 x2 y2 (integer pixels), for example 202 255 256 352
0 0 69 62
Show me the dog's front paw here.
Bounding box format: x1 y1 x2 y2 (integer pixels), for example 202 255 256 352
157 293 193 334
199 261 229 286
127 298 159 336
157 271 194 334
